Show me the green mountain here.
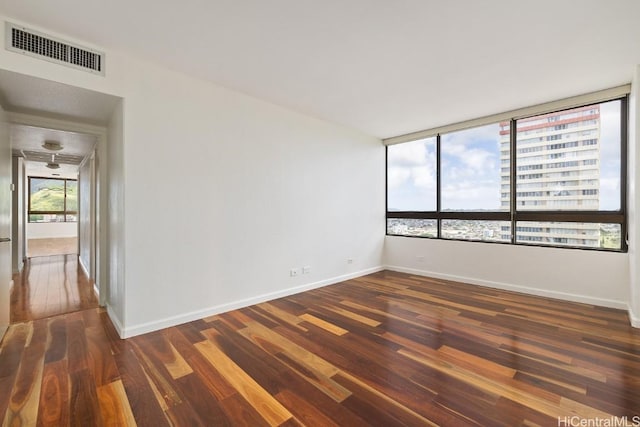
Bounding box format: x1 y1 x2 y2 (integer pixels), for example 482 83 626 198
30 179 77 212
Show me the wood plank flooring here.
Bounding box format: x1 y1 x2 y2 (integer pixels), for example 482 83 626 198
27 237 78 258
1 270 639 426
11 254 99 323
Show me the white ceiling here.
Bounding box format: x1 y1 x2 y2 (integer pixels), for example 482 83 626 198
11 124 96 157
0 69 118 180
0 69 120 126
24 161 78 179
0 0 639 138
11 124 97 178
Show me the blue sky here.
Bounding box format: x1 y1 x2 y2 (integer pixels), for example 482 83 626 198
387 123 502 211
440 123 502 210
387 137 437 211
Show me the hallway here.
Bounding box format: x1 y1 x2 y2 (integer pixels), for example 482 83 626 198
10 254 99 323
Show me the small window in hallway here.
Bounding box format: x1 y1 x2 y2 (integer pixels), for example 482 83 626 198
28 177 78 222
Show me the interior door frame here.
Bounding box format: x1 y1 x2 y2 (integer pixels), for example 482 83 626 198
0 104 11 338
8 112 108 307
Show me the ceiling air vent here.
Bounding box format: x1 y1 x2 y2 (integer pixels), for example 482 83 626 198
22 150 85 165
5 22 105 75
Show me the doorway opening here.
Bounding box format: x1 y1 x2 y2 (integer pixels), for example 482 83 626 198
0 68 122 324
11 123 99 322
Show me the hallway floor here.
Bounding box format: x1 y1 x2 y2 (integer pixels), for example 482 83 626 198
10 254 99 323
27 237 78 258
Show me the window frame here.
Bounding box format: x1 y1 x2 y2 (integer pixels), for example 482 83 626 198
28 176 78 223
385 95 628 252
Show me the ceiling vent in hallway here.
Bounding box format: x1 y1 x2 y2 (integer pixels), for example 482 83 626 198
5 22 105 75
22 150 85 165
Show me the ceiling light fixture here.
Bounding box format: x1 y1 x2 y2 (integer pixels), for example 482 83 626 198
42 140 63 151
46 153 60 169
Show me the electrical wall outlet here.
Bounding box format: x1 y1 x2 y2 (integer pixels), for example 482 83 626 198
290 268 300 277
347 258 353 264
302 266 311 274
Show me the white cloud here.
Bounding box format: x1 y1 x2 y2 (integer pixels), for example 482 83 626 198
387 164 436 191
442 123 502 148
438 123 503 209
441 123 500 177
599 100 621 173
441 179 502 210
387 138 434 168
461 148 496 173
412 165 436 189
388 124 505 211
387 167 411 190
600 177 620 210
387 138 436 191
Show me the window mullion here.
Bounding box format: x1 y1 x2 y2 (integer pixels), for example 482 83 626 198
436 134 441 238
510 118 517 244
620 96 629 251
64 179 67 222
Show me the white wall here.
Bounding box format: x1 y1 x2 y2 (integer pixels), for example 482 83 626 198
0 15 386 337
27 222 77 239
122 65 384 336
628 66 640 327
385 236 629 308
78 155 92 276
107 99 125 329
11 156 24 273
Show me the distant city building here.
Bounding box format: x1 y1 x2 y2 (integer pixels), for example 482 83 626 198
500 105 602 247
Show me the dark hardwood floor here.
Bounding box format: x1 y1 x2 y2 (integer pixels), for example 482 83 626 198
1 270 639 426
11 254 99 323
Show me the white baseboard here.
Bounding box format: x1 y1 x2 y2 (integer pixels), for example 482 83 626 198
12 261 23 275
629 305 640 328
106 304 125 338
78 257 99 299
28 235 77 239
121 266 384 338
384 265 628 310
78 257 90 279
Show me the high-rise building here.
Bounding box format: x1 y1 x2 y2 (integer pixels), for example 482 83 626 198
499 105 602 247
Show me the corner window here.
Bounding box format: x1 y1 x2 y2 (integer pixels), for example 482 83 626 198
386 97 627 251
